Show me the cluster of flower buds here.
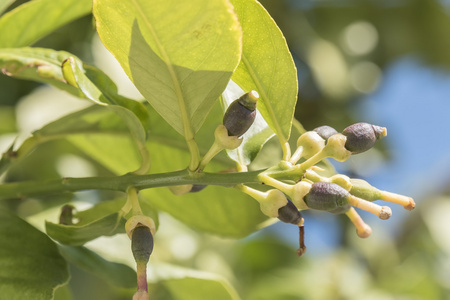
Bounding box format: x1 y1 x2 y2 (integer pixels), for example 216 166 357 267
172 90 414 258
239 122 415 256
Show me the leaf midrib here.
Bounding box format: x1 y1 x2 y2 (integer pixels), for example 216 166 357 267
130 0 193 139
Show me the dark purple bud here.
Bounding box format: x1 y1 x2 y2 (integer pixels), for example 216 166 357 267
304 182 350 211
189 184 207 193
223 91 258 137
59 204 75 225
132 226 154 263
313 125 338 142
342 122 387 154
278 199 302 225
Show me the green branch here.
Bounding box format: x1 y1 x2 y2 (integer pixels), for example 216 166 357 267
0 169 265 200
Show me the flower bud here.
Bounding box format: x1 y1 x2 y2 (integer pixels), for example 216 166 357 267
189 184 207 193
304 182 350 211
59 204 76 225
132 225 154 263
342 122 387 154
169 184 207 195
223 91 258 137
277 199 302 225
313 125 338 142
349 178 382 201
169 184 194 196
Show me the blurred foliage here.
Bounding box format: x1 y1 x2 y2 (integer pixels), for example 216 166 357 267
1 0 450 299
260 0 450 131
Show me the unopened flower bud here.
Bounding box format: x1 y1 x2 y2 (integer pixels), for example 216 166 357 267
342 122 387 154
169 184 207 195
304 182 350 211
59 204 76 225
349 178 382 201
278 199 303 225
313 125 338 142
189 184 207 193
132 225 154 263
223 91 258 137
169 184 194 196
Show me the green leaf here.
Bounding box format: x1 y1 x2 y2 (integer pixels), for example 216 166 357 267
0 208 69 300
93 0 242 136
46 197 159 245
67 133 142 174
230 0 298 143
150 265 240 300
0 105 131 176
0 48 150 133
74 197 158 230
61 57 148 141
0 47 82 96
0 47 151 174
61 57 150 173
141 185 267 238
46 212 123 246
222 80 274 166
0 105 16 133
58 245 136 289
0 0 15 15
0 0 92 47
34 105 130 138
152 277 240 300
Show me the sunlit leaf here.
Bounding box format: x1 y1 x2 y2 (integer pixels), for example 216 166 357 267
230 0 298 143
0 47 82 96
0 47 151 174
61 57 149 152
34 105 129 137
0 209 69 300
0 0 92 47
93 0 242 136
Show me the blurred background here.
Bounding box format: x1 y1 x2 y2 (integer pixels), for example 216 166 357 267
1 0 450 299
